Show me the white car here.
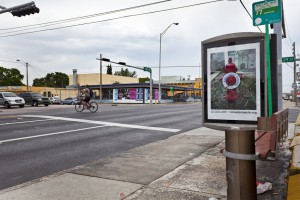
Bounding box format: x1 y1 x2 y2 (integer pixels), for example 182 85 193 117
49 97 61 104
0 92 25 108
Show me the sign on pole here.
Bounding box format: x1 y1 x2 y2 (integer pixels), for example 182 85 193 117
143 67 152 73
252 0 281 26
282 57 295 63
252 0 282 116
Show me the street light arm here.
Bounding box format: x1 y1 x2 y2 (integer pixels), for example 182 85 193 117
16 59 28 65
160 23 179 38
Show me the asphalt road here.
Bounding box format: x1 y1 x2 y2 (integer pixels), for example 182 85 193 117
1 101 299 191
0 103 202 190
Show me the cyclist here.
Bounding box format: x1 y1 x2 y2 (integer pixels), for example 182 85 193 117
80 87 91 109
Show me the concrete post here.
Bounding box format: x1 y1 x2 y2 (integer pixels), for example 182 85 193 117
225 129 257 200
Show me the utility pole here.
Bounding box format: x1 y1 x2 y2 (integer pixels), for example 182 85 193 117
293 42 297 106
273 19 283 110
26 62 29 92
16 59 29 92
99 54 102 103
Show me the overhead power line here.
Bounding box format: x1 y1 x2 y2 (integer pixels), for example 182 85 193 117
0 0 222 38
0 0 174 34
239 0 262 33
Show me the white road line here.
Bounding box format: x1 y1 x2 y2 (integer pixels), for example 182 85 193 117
0 119 54 126
20 115 181 133
0 125 105 144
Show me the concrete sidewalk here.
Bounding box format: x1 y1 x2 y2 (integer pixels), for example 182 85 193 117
0 125 293 200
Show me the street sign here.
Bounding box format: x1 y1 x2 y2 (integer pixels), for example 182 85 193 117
143 67 152 73
252 0 281 26
282 56 295 63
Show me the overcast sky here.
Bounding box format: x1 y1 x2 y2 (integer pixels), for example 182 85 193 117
0 0 298 93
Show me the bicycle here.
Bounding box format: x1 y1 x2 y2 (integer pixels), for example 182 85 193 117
75 96 98 113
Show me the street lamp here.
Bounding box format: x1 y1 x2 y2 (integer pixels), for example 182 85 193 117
158 22 179 103
16 59 29 92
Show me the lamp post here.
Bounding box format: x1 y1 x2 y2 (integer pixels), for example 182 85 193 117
16 59 29 92
158 23 179 103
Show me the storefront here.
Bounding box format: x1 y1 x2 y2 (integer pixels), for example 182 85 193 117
81 83 201 104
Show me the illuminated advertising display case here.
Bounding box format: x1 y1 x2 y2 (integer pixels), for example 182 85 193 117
202 33 266 125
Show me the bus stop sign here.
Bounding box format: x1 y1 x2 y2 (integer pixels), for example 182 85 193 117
252 0 281 26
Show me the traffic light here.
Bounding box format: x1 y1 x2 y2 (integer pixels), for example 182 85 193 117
11 5 40 17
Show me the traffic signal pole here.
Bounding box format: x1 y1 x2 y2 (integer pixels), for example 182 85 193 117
99 54 103 104
149 70 153 105
97 58 153 105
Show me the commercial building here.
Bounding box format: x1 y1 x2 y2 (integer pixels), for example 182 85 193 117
0 71 201 104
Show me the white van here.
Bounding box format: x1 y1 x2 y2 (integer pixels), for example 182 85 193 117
0 92 25 108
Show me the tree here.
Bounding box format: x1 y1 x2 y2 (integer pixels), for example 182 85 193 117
0 66 24 86
139 77 150 83
106 64 112 75
32 77 46 86
33 72 69 87
114 68 137 77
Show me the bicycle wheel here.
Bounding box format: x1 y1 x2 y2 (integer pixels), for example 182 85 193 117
75 103 84 112
89 102 98 113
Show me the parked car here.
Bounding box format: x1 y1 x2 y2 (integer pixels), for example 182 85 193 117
0 92 25 109
61 97 78 105
49 97 61 104
18 92 50 107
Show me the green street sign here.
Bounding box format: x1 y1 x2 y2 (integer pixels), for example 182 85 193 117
143 67 152 73
170 87 174 92
252 0 281 26
282 57 295 63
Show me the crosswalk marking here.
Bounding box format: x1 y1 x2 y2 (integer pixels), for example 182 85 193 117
0 125 105 144
20 115 181 133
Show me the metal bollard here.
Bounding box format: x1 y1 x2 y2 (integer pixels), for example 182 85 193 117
224 129 257 200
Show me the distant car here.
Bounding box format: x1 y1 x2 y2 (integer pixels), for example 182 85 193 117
0 92 25 109
61 97 78 105
283 96 289 100
49 97 61 104
18 92 50 107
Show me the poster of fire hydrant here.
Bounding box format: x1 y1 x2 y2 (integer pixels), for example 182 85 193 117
207 43 261 121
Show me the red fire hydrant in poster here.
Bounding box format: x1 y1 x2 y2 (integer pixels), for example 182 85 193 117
222 58 240 102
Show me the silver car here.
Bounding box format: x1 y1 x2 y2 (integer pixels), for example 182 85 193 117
49 97 61 104
61 97 78 105
0 92 25 108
